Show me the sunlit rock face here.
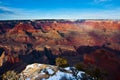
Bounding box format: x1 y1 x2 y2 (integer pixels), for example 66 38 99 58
8 22 37 34
0 52 5 67
0 48 6 67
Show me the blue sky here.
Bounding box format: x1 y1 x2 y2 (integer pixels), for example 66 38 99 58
0 0 120 20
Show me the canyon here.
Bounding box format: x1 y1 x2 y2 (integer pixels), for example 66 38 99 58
0 19 120 80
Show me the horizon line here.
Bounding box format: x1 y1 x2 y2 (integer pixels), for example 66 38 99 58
0 18 120 21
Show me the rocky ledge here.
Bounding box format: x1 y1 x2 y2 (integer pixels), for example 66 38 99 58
19 63 86 80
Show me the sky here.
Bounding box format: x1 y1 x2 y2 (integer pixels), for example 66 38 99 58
0 0 120 20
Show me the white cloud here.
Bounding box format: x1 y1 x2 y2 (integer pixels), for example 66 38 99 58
0 6 26 15
89 0 113 9
94 0 111 3
0 5 120 20
0 6 13 12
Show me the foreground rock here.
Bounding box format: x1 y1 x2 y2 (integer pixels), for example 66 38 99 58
19 63 86 80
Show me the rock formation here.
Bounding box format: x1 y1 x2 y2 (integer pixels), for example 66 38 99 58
0 51 5 67
0 19 120 80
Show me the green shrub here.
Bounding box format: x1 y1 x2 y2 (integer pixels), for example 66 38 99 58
55 57 69 68
2 70 19 80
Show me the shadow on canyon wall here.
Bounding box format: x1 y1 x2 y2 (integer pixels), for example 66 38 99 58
0 45 120 79
0 47 57 78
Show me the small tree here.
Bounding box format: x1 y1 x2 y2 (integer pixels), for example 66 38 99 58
2 70 19 80
55 57 69 68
